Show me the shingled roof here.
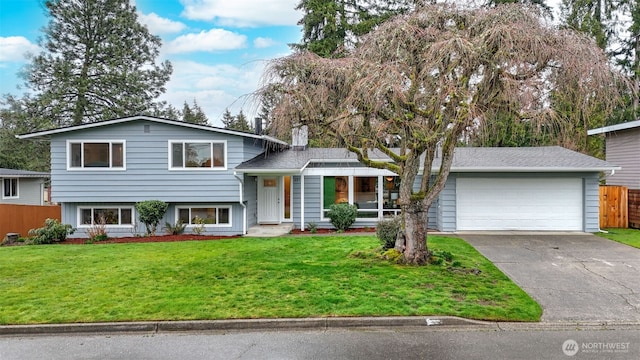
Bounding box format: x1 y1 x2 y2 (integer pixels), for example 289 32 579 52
236 146 618 173
0 168 49 178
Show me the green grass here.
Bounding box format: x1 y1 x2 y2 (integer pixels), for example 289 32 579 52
0 235 541 325
596 228 640 249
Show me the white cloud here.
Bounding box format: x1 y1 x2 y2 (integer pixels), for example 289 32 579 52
253 37 277 48
0 36 39 62
180 0 300 27
165 29 247 53
160 60 267 126
138 12 187 34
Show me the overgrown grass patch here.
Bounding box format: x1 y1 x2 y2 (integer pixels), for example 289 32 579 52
0 235 541 324
597 228 640 249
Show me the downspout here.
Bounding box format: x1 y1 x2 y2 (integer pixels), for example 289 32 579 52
233 171 247 235
300 174 305 232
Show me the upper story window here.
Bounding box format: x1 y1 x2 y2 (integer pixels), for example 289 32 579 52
169 141 226 170
68 140 125 170
2 178 18 198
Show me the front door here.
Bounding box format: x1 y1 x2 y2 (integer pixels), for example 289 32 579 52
258 177 280 224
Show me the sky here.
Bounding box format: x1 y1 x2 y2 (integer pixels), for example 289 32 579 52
0 0 303 126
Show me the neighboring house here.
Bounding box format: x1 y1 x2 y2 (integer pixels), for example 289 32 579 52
0 168 49 205
18 115 618 237
588 120 640 189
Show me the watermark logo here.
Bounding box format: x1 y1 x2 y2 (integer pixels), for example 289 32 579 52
563 339 631 356
563 340 579 356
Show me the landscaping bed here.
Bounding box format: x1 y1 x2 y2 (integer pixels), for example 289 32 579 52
61 234 238 244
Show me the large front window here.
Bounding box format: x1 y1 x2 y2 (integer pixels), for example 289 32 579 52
170 141 226 169
323 176 381 218
177 207 231 226
69 141 125 169
79 207 133 226
2 178 18 198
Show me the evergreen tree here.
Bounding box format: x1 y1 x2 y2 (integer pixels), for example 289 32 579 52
0 96 51 171
182 99 208 125
24 0 172 126
292 0 415 57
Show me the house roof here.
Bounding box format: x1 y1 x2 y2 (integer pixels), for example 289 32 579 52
15 115 289 146
0 168 49 178
236 146 618 173
587 119 640 135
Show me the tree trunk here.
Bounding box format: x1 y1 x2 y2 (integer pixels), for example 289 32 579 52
395 199 429 265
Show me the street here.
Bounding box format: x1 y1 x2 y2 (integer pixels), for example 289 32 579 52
1 325 638 360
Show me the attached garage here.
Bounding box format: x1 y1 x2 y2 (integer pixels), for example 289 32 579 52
455 177 584 231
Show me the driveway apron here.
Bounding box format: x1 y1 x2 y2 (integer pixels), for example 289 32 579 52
459 234 640 323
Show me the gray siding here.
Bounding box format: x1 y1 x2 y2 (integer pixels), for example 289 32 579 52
64 202 245 238
437 175 457 232
245 175 258 227
440 172 601 232
0 177 44 205
50 120 263 203
584 173 601 232
605 128 640 189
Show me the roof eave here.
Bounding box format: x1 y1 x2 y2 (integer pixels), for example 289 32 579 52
440 166 621 172
15 115 289 146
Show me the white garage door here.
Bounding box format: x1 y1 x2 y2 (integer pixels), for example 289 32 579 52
456 178 583 231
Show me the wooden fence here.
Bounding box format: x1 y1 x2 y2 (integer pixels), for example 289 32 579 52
599 186 628 229
0 204 61 239
630 189 640 229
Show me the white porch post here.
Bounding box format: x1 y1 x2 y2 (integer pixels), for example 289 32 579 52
300 174 305 232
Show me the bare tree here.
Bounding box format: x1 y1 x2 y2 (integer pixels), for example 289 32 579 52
261 4 623 264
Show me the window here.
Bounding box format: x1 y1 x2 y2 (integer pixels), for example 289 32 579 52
354 176 378 218
382 176 401 217
79 207 133 226
177 207 231 226
170 141 226 169
322 175 400 219
68 141 125 169
2 178 18 198
323 176 349 217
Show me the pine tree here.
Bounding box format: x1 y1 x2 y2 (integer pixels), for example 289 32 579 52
24 0 172 126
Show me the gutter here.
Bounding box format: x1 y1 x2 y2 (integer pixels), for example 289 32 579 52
233 171 247 235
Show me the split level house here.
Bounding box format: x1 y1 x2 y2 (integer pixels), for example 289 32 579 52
18 115 619 238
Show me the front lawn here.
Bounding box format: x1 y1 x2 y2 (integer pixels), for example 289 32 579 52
596 228 640 249
0 235 541 325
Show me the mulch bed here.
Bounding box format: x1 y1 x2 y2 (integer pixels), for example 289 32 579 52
56 228 376 245
61 234 239 245
289 227 376 235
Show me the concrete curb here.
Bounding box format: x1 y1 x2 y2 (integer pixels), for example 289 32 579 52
0 316 491 336
2 317 639 336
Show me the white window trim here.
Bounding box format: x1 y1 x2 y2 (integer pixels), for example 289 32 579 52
320 175 401 221
2 178 19 199
168 140 227 171
175 206 233 227
77 206 135 228
66 140 127 171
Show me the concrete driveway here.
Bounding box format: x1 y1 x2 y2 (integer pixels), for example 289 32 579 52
459 233 640 323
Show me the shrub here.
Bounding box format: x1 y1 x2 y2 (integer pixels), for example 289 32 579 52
192 216 205 235
87 215 108 242
326 203 357 231
376 216 402 250
307 222 318 234
135 200 168 235
28 218 75 245
164 221 186 235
